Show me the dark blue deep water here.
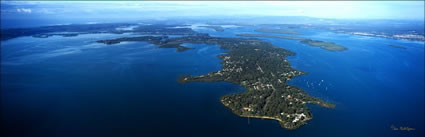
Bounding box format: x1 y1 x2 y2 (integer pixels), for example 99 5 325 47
2 26 424 137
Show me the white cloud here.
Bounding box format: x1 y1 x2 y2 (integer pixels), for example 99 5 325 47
297 9 304 13
16 8 32 13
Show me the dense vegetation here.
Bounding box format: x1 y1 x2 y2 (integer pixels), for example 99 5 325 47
300 39 347 51
98 33 335 129
237 33 347 51
125 34 336 129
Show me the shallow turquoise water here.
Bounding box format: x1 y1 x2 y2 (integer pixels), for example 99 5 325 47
1 26 424 137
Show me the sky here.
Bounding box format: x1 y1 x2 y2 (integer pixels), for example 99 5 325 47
1 1 424 28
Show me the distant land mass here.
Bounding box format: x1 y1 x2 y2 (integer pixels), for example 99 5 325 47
199 25 225 32
388 45 407 49
262 23 424 42
254 27 300 35
2 16 423 42
0 23 197 41
237 33 347 51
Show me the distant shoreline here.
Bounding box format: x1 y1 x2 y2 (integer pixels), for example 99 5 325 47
237 33 347 51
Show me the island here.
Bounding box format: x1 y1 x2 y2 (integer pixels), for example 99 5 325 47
199 25 225 32
388 45 407 49
255 27 300 35
97 33 335 130
237 33 347 51
96 35 195 52
32 33 81 38
300 39 347 51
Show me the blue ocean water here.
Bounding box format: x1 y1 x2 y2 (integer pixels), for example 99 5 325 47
1 26 424 137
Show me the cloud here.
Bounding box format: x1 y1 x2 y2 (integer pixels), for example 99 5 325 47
16 8 32 13
297 9 304 13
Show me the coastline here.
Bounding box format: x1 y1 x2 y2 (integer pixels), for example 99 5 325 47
221 99 313 130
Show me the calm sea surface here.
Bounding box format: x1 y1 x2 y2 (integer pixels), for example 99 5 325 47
2 26 424 137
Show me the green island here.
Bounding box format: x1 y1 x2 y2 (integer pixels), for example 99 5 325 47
97 34 335 130
255 27 300 35
32 33 82 38
199 25 225 32
96 35 194 52
237 33 347 51
388 45 407 49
